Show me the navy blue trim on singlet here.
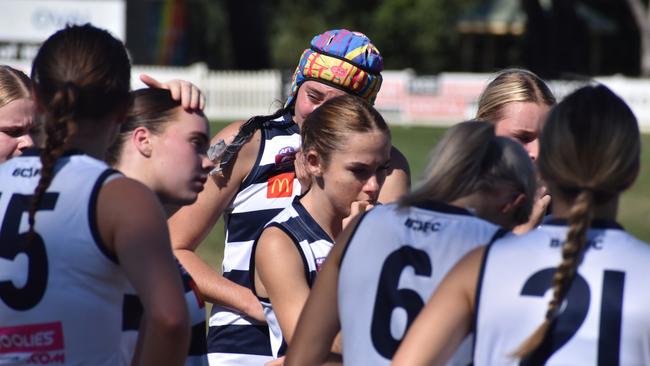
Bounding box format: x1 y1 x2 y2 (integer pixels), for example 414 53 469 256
189 321 208 356
122 294 143 331
471 228 508 362
89 168 121 264
21 148 86 158
542 217 624 230
338 210 370 267
207 324 273 356
20 147 41 157
223 269 252 288
227 208 286 243
247 163 296 186
412 199 475 217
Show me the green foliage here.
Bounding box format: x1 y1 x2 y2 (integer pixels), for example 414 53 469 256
266 0 480 73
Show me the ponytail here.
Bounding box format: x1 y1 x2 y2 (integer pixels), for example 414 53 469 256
214 107 287 177
27 84 77 238
513 189 594 359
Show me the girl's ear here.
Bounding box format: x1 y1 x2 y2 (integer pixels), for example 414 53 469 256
132 126 153 157
304 149 323 177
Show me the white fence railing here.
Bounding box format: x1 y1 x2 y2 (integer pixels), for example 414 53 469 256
4 59 650 130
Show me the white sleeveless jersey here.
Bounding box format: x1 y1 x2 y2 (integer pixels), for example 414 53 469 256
0 150 128 366
338 201 502 365
250 197 334 359
121 261 207 366
475 218 650 366
208 113 302 366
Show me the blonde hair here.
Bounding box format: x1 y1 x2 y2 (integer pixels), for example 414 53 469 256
401 121 536 226
0 65 31 108
301 94 389 166
513 84 640 360
477 68 556 123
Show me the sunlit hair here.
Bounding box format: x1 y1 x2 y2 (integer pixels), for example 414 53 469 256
27 24 132 239
513 84 640 361
477 68 556 124
400 120 536 226
0 65 31 108
300 94 390 166
106 88 181 165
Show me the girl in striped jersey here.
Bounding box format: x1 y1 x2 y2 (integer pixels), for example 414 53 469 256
251 94 391 361
107 88 214 365
284 121 536 366
167 29 410 365
393 84 649 365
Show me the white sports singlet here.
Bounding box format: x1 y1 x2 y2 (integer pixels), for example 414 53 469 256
0 150 127 366
475 218 650 365
338 201 502 365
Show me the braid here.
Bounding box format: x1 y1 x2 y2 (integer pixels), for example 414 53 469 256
215 108 287 177
513 190 594 359
27 85 76 239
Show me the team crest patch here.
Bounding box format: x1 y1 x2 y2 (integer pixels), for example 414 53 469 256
267 172 295 198
274 147 296 169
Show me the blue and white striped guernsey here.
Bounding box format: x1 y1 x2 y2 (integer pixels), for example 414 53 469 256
121 261 207 366
207 112 302 366
250 196 334 359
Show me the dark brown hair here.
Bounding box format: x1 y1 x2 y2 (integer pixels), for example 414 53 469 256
27 24 131 238
106 88 181 165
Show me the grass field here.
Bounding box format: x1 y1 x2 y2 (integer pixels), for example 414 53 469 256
196 122 650 271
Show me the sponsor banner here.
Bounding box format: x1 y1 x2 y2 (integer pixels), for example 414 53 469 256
0 0 125 43
267 172 295 199
0 322 64 353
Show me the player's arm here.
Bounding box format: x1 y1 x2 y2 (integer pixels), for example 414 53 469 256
169 121 266 322
391 246 485 366
99 177 189 366
284 214 364 366
379 146 410 204
254 226 313 343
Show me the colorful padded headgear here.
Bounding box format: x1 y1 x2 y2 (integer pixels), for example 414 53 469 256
285 29 383 107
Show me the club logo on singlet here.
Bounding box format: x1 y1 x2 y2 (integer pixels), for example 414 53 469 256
0 322 65 364
274 147 296 169
267 172 295 198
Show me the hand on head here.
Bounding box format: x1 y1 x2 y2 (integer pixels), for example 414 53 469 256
140 74 205 111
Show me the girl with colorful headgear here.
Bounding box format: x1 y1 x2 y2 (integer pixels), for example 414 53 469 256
167 29 410 366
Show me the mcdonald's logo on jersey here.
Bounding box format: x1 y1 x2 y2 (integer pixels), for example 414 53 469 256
267 172 295 198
